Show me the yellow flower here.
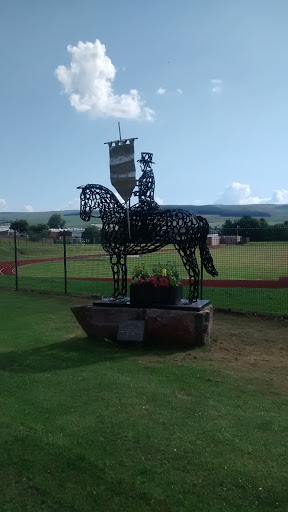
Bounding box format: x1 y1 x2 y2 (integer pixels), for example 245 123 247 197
161 268 167 276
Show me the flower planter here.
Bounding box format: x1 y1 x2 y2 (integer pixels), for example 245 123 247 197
130 283 183 307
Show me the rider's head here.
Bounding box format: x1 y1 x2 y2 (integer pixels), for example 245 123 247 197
137 152 155 173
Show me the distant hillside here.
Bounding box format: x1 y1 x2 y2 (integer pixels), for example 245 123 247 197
163 204 287 226
0 204 287 229
163 205 271 217
0 210 95 229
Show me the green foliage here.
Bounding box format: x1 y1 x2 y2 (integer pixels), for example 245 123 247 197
9 219 29 233
81 225 101 244
48 214 66 229
132 262 180 287
28 223 50 242
220 216 288 241
151 262 180 286
131 265 150 281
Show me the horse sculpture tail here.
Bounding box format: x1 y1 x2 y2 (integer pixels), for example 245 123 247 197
197 216 218 277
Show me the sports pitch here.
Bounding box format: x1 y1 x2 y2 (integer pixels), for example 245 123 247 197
1 240 287 316
14 241 288 281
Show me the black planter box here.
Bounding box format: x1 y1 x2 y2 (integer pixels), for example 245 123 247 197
130 283 183 307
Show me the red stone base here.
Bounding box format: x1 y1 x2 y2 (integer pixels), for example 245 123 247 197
71 304 213 348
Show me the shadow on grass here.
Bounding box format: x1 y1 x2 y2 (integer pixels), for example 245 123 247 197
0 336 191 374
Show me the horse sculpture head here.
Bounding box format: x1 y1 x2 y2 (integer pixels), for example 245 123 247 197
78 184 124 222
78 184 98 222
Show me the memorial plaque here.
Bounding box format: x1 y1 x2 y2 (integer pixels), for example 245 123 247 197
117 320 145 342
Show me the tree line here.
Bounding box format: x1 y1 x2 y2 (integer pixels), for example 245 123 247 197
10 213 287 243
219 216 288 241
10 214 101 243
10 214 66 242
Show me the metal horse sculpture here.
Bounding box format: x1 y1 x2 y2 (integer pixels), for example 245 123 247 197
79 184 218 302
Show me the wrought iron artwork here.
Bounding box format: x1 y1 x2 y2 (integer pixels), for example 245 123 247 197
78 161 218 302
134 152 159 211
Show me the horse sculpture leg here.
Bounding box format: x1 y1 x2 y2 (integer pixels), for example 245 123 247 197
175 245 200 302
110 252 127 298
110 253 121 298
120 253 127 297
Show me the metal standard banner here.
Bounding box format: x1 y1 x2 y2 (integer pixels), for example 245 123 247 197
109 139 136 202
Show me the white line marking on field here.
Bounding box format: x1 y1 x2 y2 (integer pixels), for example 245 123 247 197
0 265 15 275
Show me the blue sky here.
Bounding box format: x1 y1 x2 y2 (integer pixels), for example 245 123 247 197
0 0 287 212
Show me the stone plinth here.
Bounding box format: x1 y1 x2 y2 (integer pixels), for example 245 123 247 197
71 305 145 340
145 307 212 347
71 303 213 348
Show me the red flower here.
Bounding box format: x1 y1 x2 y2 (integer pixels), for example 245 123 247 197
158 278 170 287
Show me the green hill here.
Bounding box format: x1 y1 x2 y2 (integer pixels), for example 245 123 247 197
0 204 287 229
0 211 97 229
163 204 287 226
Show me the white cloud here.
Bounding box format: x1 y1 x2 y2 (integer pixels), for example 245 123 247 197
62 198 79 210
270 189 288 204
210 78 223 94
156 87 183 96
0 199 7 211
56 39 154 121
215 182 258 204
215 182 288 205
24 205 34 212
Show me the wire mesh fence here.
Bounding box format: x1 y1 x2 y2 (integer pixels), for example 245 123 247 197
1 228 287 316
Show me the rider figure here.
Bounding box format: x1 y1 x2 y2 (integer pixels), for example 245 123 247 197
135 152 159 211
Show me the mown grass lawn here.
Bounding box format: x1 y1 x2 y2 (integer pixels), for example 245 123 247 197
1 291 288 511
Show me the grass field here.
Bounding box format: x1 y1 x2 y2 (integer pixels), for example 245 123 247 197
1 291 288 511
1 239 287 278
0 238 102 261
1 240 287 316
13 242 288 280
1 276 287 315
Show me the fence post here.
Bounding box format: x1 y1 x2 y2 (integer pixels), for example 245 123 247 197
63 231 67 295
14 230 18 291
200 262 203 300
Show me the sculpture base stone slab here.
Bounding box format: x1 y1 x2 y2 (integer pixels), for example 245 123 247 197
92 298 211 312
71 302 213 348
